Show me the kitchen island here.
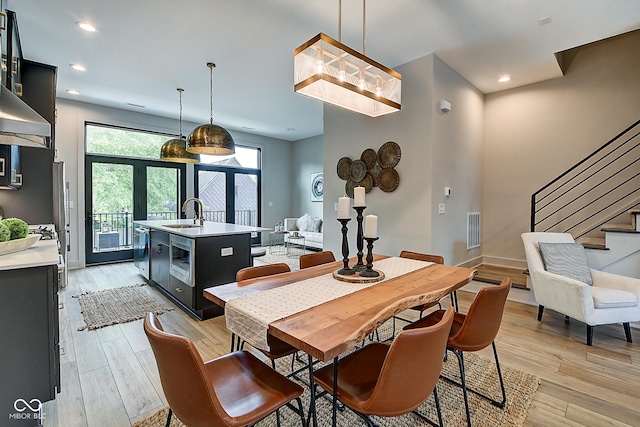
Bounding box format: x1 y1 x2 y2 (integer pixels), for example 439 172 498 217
134 219 269 320
0 238 60 425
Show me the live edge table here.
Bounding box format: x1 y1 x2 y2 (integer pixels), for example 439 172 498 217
203 255 476 427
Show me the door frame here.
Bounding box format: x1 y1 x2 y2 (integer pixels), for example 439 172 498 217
84 154 186 264
194 163 262 245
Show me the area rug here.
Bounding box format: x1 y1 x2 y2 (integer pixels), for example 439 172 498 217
133 350 539 427
73 284 173 331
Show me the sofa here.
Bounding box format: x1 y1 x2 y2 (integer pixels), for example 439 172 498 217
284 214 323 250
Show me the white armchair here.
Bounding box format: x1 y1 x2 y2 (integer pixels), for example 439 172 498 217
522 232 640 346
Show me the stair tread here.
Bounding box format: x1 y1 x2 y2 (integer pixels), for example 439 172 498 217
601 223 638 233
577 237 608 250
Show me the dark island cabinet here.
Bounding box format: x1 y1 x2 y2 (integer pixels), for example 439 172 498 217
0 265 59 426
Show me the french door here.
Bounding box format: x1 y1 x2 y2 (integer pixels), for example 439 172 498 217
195 164 261 245
85 155 186 264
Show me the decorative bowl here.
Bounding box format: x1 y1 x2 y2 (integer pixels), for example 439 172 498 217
0 235 41 256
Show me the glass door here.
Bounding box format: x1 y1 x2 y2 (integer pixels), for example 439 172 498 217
85 155 185 265
195 165 261 245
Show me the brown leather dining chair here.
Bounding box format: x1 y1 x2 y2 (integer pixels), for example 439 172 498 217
314 307 455 427
388 251 451 337
143 312 306 427
235 263 299 368
404 277 512 427
299 250 336 269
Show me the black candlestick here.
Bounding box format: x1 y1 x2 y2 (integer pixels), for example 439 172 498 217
359 237 380 278
336 218 355 275
352 206 366 272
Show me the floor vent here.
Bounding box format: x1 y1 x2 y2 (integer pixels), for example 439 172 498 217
467 212 481 249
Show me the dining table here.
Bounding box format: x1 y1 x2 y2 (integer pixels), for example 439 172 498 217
203 254 477 427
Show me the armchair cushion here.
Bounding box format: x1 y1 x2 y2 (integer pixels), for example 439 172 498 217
591 287 637 309
538 242 593 285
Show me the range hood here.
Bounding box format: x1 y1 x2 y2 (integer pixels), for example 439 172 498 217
0 84 51 148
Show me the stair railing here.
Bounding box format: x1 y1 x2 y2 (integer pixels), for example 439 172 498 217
530 119 640 238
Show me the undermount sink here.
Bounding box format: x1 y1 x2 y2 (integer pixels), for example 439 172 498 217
163 224 202 229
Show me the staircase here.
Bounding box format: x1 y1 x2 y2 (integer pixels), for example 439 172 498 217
530 119 640 278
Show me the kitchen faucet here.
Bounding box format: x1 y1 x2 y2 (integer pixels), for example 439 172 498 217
182 198 205 226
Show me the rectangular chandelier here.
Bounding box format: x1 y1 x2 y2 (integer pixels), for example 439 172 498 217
294 33 401 117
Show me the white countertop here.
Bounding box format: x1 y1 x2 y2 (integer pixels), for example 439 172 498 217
134 219 271 238
0 239 60 271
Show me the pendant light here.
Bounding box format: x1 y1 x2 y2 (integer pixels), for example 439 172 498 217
187 63 235 155
160 88 200 163
294 0 401 117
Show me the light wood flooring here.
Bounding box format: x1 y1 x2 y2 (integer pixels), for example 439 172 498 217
43 262 640 426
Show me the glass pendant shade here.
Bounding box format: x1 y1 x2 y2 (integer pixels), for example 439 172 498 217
160 137 199 163
294 33 401 117
187 124 235 155
160 88 200 163
187 62 235 156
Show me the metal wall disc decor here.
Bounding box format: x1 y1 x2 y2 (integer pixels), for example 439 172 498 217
360 148 377 169
336 142 402 197
345 179 356 198
337 157 352 180
376 168 400 192
377 141 401 168
350 159 367 182
369 164 382 186
358 173 374 192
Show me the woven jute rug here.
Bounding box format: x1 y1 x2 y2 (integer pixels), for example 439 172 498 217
134 336 539 426
256 249 315 272
73 284 173 331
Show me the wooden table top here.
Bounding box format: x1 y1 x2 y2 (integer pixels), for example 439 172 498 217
203 257 476 362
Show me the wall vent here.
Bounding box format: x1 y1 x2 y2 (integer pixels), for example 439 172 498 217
467 212 481 249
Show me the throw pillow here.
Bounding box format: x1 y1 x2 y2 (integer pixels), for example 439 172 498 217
296 214 312 232
538 242 593 285
309 217 322 233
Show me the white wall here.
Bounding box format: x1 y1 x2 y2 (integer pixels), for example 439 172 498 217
291 134 323 219
483 30 640 264
55 98 293 268
323 54 484 265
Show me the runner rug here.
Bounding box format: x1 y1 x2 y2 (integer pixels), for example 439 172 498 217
73 284 173 331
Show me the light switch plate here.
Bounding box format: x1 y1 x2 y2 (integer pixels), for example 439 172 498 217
221 247 233 256
438 203 446 214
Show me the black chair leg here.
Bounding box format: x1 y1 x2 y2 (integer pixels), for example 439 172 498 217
491 341 507 408
453 349 472 427
165 408 172 427
623 322 633 343
587 324 594 346
537 305 544 321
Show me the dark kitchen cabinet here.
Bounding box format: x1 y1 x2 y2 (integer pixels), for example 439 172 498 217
0 265 59 426
150 230 171 290
3 10 23 97
0 144 21 189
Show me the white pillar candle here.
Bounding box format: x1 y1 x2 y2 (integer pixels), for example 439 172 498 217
337 196 351 219
364 214 378 238
353 186 366 207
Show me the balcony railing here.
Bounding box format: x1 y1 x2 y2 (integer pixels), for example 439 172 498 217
92 210 257 251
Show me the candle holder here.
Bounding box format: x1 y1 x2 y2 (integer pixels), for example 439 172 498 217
352 206 366 272
336 218 355 275
359 237 380 278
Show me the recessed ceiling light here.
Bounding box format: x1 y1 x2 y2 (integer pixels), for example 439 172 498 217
70 63 86 71
66 89 80 95
498 76 511 83
125 102 146 108
76 21 96 32
287 128 295 131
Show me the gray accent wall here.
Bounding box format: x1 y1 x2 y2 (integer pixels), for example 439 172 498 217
323 54 484 266
291 134 323 219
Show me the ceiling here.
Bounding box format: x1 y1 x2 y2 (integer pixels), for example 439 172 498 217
6 0 640 141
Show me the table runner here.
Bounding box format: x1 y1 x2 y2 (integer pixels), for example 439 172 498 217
225 257 432 351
